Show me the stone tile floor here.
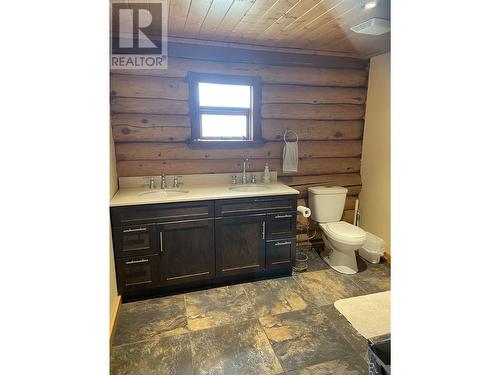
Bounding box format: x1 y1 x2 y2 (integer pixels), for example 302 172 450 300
111 250 390 375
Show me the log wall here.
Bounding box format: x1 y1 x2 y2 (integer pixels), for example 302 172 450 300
110 50 369 241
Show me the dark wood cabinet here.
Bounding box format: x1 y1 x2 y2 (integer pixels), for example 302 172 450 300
158 219 215 285
215 215 266 277
110 195 297 297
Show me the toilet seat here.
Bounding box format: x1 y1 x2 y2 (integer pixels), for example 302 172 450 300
320 221 366 245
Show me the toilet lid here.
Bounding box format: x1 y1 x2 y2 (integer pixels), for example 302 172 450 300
321 221 366 242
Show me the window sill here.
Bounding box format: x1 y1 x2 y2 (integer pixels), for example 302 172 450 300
187 139 266 149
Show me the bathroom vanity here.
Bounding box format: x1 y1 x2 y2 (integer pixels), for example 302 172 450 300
110 174 299 300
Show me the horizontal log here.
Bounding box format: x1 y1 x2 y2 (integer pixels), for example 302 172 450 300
262 85 366 104
110 119 363 142
342 210 355 224
110 75 188 100
345 196 358 210
167 41 369 70
111 98 189 115
279 173 361 186
262 104 365 120
118 57 368 87
114 140 362 161
111 114 190 128
262 119 363 141
110 76 367 104
112 126 190 142
347 186 362 196
117 157 361 177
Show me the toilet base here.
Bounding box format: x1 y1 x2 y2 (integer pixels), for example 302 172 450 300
321 236 359 275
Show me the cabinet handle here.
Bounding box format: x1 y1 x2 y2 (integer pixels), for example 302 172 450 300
125 258 148 265
123 227 147 233
275 241 292 246
159 232 163 252
262 221 266 239
253 198 275 202
275 214 292 219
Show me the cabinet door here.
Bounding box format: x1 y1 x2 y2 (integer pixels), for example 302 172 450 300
215 215 266 277
158 219 215 286
116 255 159 294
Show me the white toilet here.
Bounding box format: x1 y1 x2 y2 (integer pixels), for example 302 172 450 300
308 186 366 274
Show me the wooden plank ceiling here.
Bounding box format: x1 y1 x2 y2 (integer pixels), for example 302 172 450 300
168 0 390 57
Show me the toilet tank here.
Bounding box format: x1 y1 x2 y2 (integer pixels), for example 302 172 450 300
308 186 348 223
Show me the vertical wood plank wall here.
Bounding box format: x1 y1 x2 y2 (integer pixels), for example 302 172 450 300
110 50 369 235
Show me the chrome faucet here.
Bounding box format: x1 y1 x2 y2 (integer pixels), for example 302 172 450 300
160 174 167 189
242 158 250 184
173 176 183 188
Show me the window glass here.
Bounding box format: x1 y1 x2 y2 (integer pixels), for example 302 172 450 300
200 114 248 138
198 83 251 108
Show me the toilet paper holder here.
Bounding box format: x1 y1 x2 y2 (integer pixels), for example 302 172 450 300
293 205 317 273
297 205 311 218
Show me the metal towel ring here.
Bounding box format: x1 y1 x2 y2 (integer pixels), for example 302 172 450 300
283 129 298 143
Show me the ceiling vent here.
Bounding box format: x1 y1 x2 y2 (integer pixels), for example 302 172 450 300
351 18 390 35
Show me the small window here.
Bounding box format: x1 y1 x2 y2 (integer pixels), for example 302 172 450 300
188 73 262 146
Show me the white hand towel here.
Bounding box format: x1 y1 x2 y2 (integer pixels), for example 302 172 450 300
283 140 298 173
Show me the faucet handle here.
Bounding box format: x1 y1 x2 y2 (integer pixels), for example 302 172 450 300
173 175 183 188
251 175 257 183
160 174 167 189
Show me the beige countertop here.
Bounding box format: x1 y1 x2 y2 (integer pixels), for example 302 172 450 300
110 172 299 207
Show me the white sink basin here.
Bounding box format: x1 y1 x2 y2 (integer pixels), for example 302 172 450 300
229 185 272 193
138 190 189 198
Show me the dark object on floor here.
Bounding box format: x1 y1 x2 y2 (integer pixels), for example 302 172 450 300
368 338 391 374
293 251 308 272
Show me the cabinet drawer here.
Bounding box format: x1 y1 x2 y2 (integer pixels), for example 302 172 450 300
113 224 158 258
266 212 297 240
266 239 296 270
111 201 214 226
215 195 297 217
116 255 159 293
